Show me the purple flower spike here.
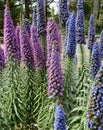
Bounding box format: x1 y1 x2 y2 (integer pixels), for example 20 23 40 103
31 25 45 69
100 31 103 59
32 8 37 27
15 26 21 60
65 13 76 58
87 66 103 130
90 43 101 79
88 14 96 52
48 44 63 97
54 103 66 130
46 19 61 71
0 47 5 68
37 0 46 35
76 0 86 44
4 3 20 62
20 27 34 68
58 0 69 25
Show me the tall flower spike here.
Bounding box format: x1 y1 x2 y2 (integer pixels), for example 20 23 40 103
100 31 103 60
32 8 37 27
54 102 66 130
87 66 103 130
90 43 101 79
4 3 20 62
0 47 5 68
22 19 31 37
20 27 34 68
88 14 96 52
58 0 69 25
15 26 21 60
76 0 86 44
65 13 76 58
46 19 61 72
48 43 63 97
64 18 69 53
37 0 46 35
31 25 45 69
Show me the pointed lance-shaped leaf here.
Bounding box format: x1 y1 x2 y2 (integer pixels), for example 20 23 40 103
31 25 45 69
100 31 103 60
87 66 103 130
58 0 69 25
88 14 96 52
76 0 86 44
4 3 20 62
37 0 46 35
90 43 101 79
65 13 76 58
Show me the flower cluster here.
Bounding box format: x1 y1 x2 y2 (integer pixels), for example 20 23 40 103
76 0 86 44
20 27 34 68
65 13 76 58
48 44 63 97
4 4 20 62
22 19 31 37
46 19 61 71
37 0 46 35
15 26 21 60
0 47 5 68
64 18 69 53
32 8 37 27
88 14 96 52
54 103 66 130
31 25 45 69
90 43 101 79
100 31 103 59
58 0 69 25
87 66 103 130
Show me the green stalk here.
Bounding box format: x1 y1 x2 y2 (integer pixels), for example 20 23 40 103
40 35 46 55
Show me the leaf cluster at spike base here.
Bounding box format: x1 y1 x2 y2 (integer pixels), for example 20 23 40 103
90 43 101 79
87 66 103 130
48 46 63 97
76 0 85 44
100 31 103 59
54 103 66 130
58 0 69 25
65 13 76 58
37 0 46 35
88 14 96 52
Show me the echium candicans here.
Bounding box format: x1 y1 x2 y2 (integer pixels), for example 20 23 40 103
48 43 63 97
100 31 103 59
22 19 31 37
0 47 5 68
15 26 21 60
58 0 69 25
32 7 37 27
54 102 66 130
65 13 76 58
31 25 45 69
64 18 69 53
20 27 34 68
37 0 46 35
4 3 20 62
90 43 101 79
76 0 86 44
88 14 96 52
87 66 103 130
46 19 61 72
